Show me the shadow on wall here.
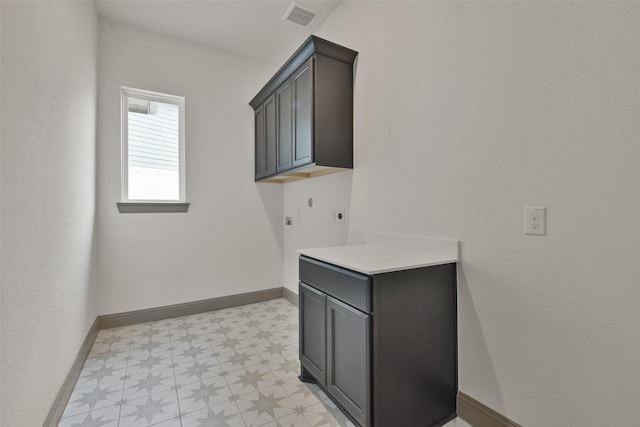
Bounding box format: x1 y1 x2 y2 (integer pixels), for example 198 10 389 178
457 265 505 411
282 171 355 291
256 182 285 254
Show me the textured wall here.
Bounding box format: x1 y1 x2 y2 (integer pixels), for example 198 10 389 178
0 2 98 426
283 172 353 292
97 20 284 315
296 1 639 426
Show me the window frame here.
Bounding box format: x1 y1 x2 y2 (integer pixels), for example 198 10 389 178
120 86 187 206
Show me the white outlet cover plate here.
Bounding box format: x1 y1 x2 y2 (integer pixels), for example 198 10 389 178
525 206 546 235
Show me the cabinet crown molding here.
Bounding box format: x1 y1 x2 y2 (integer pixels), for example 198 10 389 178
250 35 357 109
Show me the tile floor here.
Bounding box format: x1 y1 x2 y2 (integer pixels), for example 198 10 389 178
57 298 468 427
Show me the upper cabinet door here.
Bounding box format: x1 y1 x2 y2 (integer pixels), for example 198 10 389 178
293 59 314 167
254 104 267 180
255 94 277 180
276 80 293 173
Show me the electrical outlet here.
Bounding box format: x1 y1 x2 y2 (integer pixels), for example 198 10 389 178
285 216 293 226
336 209 345 223
525 207 546 235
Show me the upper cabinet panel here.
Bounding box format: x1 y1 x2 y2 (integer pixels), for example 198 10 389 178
254 94 277 180
292 59 313 168
249 36 358 183
276 80 293 173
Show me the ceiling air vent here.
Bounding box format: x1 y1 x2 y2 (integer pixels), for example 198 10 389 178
283 1 319 27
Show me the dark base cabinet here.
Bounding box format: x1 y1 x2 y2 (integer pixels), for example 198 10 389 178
298 256 457 427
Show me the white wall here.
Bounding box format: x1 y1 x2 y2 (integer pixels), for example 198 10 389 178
285 1 639 426
283 171 353 291
0 2 98 426
97 20 284 315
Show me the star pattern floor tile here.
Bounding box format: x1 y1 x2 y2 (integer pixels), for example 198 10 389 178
56 298 359 427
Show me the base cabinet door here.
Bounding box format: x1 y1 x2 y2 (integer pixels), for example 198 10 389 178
326 296 370 427
299 282 327 386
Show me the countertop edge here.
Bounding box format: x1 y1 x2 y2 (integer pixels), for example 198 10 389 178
297 244 458 275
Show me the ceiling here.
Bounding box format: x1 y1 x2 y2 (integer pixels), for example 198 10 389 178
95 0 343 65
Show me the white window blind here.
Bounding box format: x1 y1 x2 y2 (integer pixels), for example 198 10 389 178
121 87 185 203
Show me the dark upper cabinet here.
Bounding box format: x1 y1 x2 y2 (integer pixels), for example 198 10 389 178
250 36 357 183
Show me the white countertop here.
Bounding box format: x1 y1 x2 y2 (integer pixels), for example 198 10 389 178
298 235 459 275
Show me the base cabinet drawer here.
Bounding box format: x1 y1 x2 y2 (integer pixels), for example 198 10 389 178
299 256 371 312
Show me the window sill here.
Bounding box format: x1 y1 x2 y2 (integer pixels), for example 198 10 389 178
117 202 190 213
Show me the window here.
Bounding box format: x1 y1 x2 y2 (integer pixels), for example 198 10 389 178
119 87 187 212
